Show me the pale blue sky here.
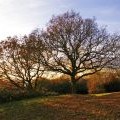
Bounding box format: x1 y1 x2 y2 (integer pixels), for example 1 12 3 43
0 0 120 40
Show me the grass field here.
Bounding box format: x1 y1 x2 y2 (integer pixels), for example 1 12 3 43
0 92 120 120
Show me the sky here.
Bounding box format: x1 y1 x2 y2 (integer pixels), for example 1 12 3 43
0 0 120 40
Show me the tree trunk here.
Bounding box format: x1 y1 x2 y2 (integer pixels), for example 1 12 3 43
71 75 76 94
26 81 33 91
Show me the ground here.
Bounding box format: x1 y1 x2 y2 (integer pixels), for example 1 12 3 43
0 92 120 120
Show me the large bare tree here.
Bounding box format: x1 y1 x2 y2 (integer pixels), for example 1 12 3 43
41 11 119 93
0 31 45 90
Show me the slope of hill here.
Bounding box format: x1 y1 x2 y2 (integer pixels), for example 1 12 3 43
0 92 120 120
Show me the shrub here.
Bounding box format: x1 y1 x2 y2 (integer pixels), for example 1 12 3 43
50 80 71 94
95 84 106 94
0 88 12 103
75 79 88 94
36 78 52 93
87 70 119 94
35 74 89 94
104 78 120 92
37 77 89 94
0 88 43 103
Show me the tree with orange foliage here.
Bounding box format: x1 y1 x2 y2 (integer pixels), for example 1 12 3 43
0 31 45 90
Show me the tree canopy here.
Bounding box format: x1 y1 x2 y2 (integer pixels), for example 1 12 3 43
0 11 119 93
0 31 45 90
40 11 119 93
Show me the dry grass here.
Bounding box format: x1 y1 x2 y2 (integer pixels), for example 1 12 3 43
0 92 120 120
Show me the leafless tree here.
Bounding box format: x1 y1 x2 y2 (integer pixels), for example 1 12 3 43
0 31 45 90
111 40 120 78
41 11 119 93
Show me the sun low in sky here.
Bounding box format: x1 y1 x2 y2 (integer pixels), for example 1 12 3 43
0 0 120 40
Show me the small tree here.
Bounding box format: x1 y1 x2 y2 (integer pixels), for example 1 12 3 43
0 31 45 91
41 11 119 93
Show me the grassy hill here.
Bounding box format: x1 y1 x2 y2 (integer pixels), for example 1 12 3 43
0 92 120 120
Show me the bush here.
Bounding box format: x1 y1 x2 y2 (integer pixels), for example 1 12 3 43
0 77 89 103
104 78 120 92
75 79 88 94
36 78 52 93
86 70 117 94
36 75 89 94
0 88 43 103
95 84 106 94
50 80 71 94
37 78 88 94
0 89 12 103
